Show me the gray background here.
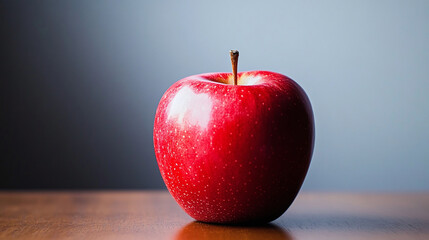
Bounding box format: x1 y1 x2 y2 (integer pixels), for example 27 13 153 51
1 0 428 190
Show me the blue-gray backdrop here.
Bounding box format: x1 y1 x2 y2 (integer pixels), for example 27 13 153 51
1 0 428 190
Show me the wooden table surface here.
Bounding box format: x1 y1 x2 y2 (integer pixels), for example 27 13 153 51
0 191 428 240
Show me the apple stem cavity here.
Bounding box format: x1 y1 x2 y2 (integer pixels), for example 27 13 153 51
230 50 239 85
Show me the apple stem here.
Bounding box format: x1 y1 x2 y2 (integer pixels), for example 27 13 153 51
230 50 239 85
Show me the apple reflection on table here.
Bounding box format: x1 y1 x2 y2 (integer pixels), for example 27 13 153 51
175 221 292 240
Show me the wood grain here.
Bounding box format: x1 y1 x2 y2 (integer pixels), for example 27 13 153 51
0 191 428 240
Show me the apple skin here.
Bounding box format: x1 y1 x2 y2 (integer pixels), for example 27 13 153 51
154 71 314 224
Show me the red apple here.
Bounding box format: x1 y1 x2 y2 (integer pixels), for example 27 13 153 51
153 51 314 224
